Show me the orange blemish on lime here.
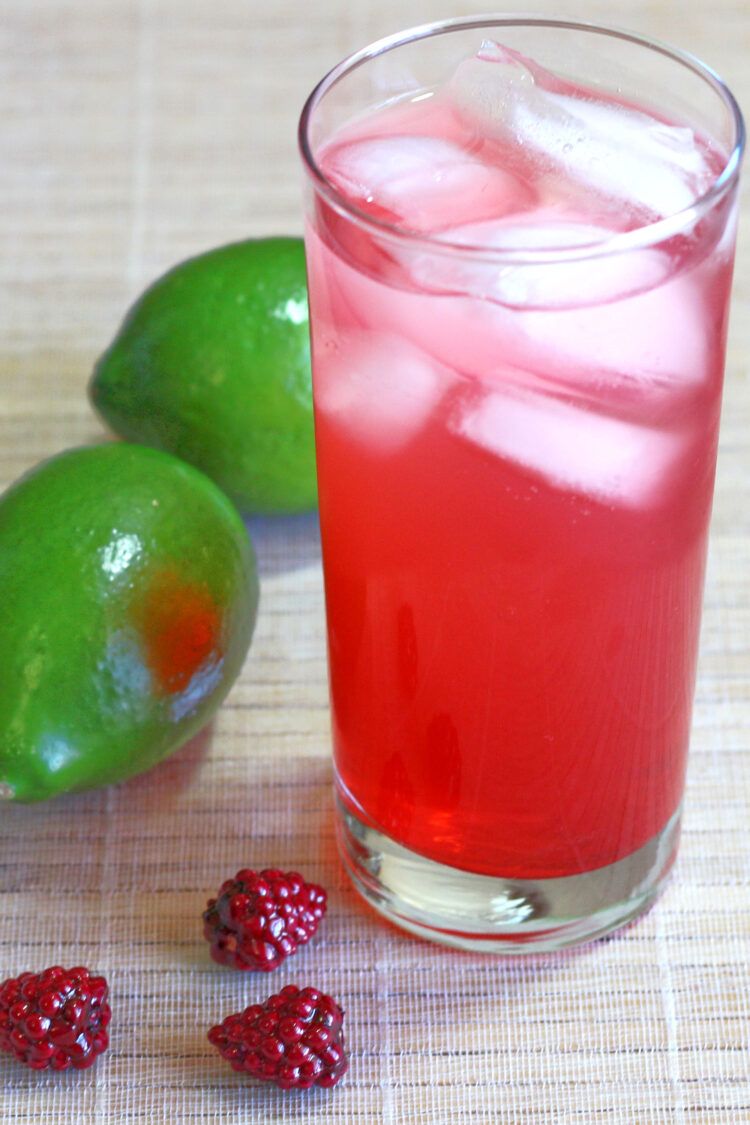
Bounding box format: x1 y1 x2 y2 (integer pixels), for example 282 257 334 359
134 568 222 694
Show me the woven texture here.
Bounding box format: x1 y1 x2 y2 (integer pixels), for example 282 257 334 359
1 1 749 1121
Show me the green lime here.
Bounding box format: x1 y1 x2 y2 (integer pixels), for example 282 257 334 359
0 443 258 802
89 237 315 514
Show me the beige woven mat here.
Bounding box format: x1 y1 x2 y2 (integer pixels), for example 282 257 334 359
1 1 749 1121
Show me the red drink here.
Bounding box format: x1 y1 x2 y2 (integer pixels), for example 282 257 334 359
300 22 743 947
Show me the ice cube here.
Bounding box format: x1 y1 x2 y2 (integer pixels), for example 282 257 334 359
451 42 716 221
322 134 533 233
308 220 530 388
402 211 708 395
422 210 670 308
313 331 452 453
515 267 709 393
452 386 683 506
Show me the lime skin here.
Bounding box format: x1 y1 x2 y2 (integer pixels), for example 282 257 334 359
90 238 316 515
0 443 258 802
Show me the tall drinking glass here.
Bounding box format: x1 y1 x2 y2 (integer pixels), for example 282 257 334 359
299 18 744 952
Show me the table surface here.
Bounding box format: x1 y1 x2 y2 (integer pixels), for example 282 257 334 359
1 2 748 1122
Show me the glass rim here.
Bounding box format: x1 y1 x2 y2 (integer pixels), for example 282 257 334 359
298 14 745 265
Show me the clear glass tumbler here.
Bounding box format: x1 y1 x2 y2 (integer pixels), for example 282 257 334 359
298 18 744 952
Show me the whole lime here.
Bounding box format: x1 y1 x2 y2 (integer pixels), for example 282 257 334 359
89 237 315 514
0 443 258 802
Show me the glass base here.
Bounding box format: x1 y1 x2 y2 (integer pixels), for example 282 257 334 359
336 796 681 953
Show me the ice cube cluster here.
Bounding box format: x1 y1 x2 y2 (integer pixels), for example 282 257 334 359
313 41 721 508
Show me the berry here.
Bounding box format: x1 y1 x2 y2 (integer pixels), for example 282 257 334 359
0 966 110 1071
208 985 347 1089
203 868 327 971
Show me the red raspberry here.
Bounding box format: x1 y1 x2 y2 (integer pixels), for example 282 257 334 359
208 985 347 1090
0 966 110 1071
203 868 327 971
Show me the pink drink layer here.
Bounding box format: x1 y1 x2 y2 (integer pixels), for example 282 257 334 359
306 45 735 878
